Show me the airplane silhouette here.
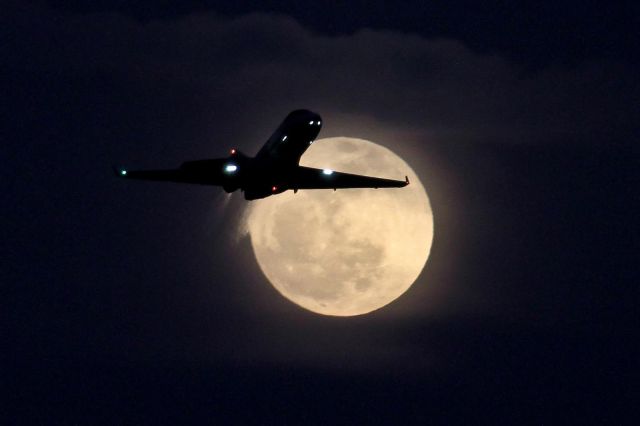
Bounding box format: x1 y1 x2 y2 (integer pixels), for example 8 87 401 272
115 110 409 200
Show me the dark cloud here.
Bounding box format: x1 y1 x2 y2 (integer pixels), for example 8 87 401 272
4 3 637 156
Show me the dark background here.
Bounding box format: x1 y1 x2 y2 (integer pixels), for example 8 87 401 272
2 1 638 423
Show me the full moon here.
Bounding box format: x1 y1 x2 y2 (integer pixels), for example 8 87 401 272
245 137 433 316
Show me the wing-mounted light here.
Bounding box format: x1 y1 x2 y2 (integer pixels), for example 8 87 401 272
270 184 287 195
222 148 252 193
113 166 128 177
224 148 248 174
244 183 285 200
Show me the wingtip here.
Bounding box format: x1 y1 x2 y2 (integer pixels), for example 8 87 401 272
113 165 128 178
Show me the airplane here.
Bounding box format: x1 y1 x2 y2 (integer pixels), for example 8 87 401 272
115 109 409 200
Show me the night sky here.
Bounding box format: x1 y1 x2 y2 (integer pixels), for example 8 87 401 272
3 1 639 423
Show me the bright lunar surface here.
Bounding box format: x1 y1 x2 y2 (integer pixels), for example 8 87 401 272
245 137 434 316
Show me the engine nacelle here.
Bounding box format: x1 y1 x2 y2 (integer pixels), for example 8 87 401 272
243 184 286 200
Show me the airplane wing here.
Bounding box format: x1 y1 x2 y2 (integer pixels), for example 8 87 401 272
114 159 228 186
292 166 409 190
